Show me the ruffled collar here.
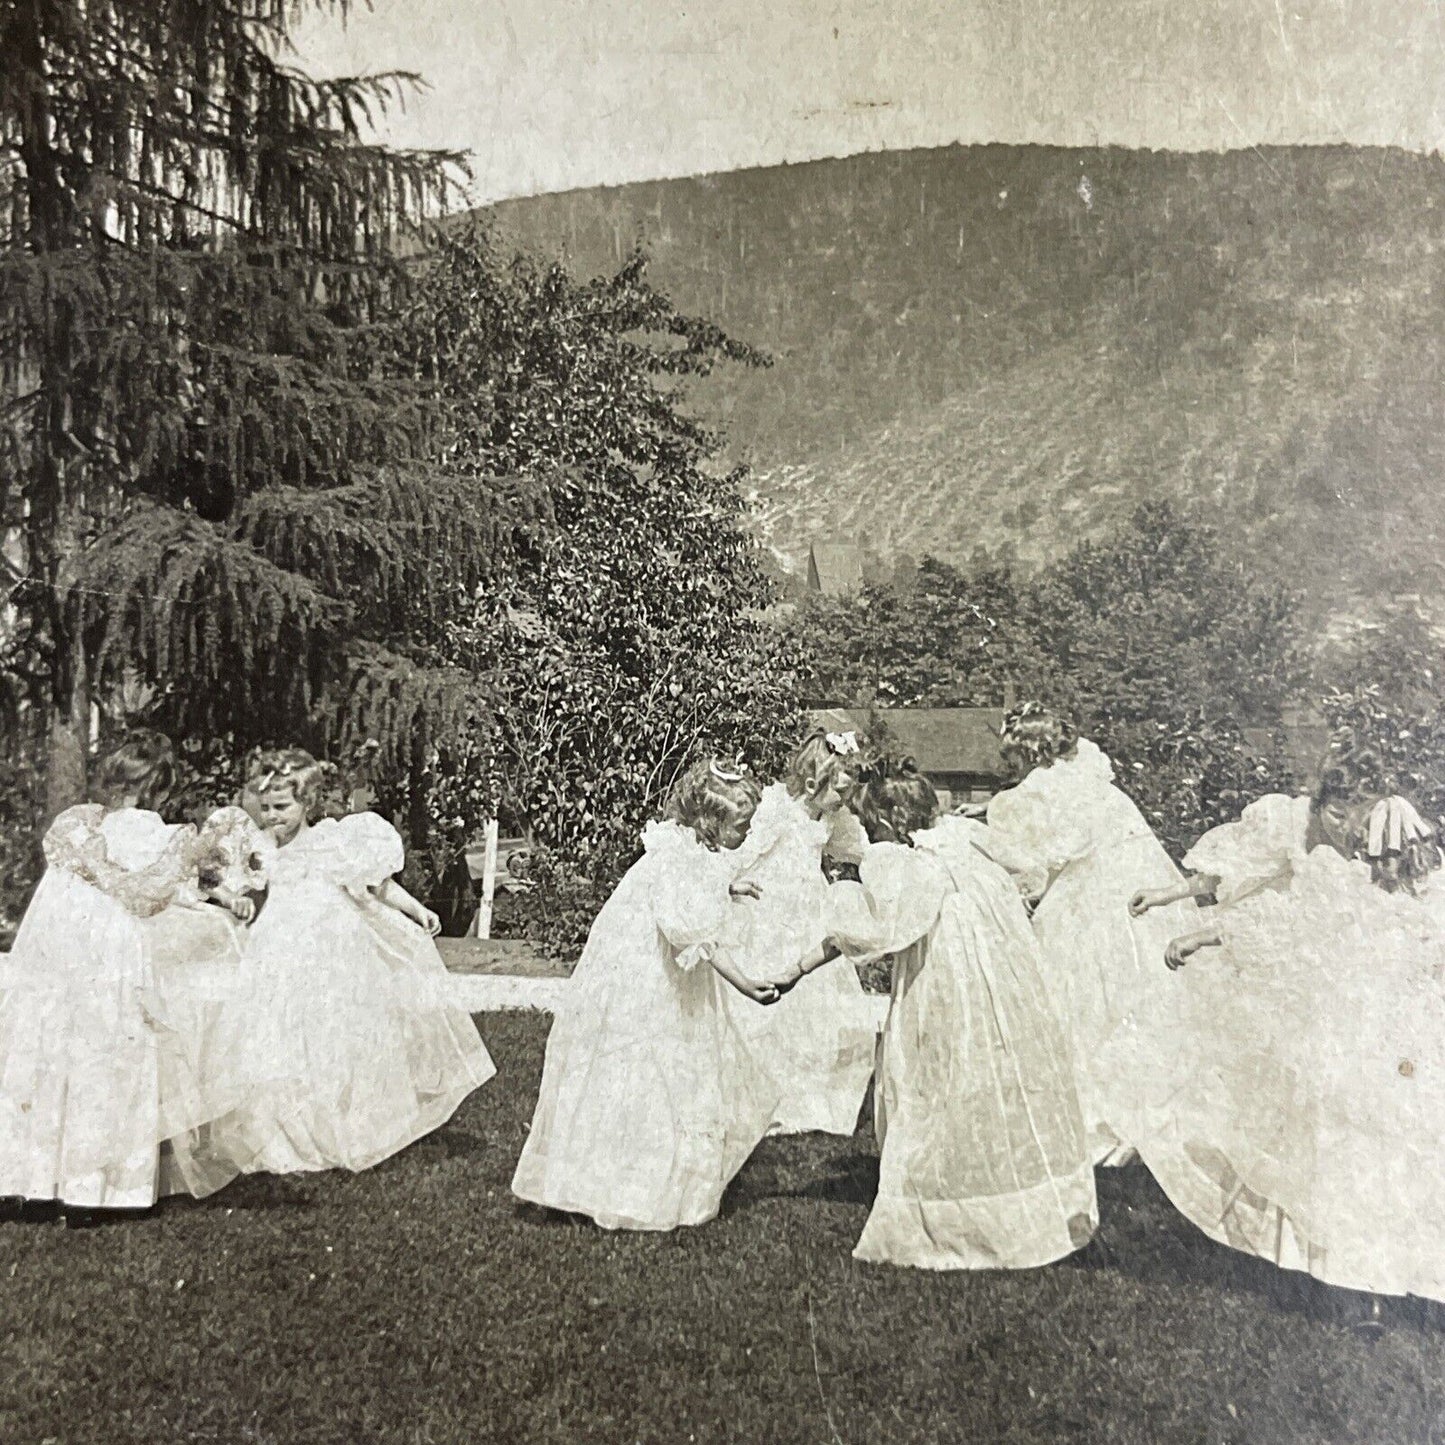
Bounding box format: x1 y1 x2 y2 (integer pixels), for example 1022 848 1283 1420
641 818 706 858
1018 736 1116 794
735 783 828 863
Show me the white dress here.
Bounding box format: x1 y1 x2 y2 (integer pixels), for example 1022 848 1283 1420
512 821 782 1231
1122 842 1445 1302
1182 793 1313 905
190 812 495 1184
983 739 1199 1164
0 806 251 1208
827 819 1097 1270
722 786 876 1136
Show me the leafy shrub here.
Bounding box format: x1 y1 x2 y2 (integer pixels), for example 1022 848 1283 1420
0 728 46 949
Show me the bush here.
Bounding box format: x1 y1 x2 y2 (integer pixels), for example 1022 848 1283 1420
0 729 46 949
1316 608 1445 830
420 234 805 949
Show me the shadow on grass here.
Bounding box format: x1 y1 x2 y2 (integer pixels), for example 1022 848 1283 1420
396 1127 489 1163
778 1150 880 1207
173 1175 319 1215
511 1199 596 1230
1068 1166 1445 1337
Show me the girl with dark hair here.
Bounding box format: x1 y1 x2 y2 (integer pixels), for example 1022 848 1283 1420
0 732 257 1218
1129 752 1384 927
980 704 1200 1167
512 759 786 1231
777 759 1097 1270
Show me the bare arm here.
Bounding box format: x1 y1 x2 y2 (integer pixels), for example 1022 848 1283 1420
372 878 441 936
1130 873 1219 917
1164 925 1225 971
773 940 843 995
204 884 256 923
709 950 781 1005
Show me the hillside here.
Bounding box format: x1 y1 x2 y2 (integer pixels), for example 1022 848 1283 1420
479 145 1445 624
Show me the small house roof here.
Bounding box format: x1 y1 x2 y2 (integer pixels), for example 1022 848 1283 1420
807 542 866 597
810 706 1008 777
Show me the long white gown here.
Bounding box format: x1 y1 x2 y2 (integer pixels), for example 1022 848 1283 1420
0 806 251 1208
983 739 1199 1164
512 821 782 1230
826 818 1097 1270
1118 814 1445 1302
722 786 876 1136
189 812 495 1186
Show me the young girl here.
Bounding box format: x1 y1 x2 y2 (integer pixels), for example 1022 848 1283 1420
192 748 495 1183
1127 755 1382 921
722 730 877 1136
512 759 785 1231
1118 777 1445 1304
979 703 1198 1165
0 732 255 1217
778 761 1097 1270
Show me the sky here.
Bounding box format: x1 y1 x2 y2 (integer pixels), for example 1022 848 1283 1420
294 0 1445 204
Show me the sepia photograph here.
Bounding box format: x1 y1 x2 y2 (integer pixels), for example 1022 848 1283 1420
2 1 1445 1440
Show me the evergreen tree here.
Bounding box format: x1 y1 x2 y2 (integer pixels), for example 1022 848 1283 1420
0 0 532 816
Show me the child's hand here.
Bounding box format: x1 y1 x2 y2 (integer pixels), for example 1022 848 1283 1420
208 886 255 923
1128 888 1160 918
772 966 805 997
1164 938 1193 971
734 971 781 1005
729 880 762 901
1165 930 1218 971
412 905 442 937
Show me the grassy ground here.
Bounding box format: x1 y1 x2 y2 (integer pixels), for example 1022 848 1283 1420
3 1014 1444 1445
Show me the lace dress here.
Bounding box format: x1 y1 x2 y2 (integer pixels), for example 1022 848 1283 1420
1121 823 1445 1301
188 812 495 1185
826 818 1097 1269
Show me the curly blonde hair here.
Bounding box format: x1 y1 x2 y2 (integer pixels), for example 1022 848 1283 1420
665 758 762 850
244 747 345 824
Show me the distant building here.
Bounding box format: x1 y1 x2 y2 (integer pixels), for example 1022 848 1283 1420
811 705 1010 808
802 540 917 599
806 542 866 597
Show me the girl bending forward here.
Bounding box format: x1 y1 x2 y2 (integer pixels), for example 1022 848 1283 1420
513 760 786 1231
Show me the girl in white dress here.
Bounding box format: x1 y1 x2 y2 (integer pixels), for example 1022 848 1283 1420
190 749 495 1185
723 730 877 1136
0 733 256 1218
512 759 786 1231
980 704 1198 1165
779 761 1096 1270
1122 781 1445 1305
1127 759 1364 919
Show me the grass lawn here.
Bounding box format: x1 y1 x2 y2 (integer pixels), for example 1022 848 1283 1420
3 1013 1444 1445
